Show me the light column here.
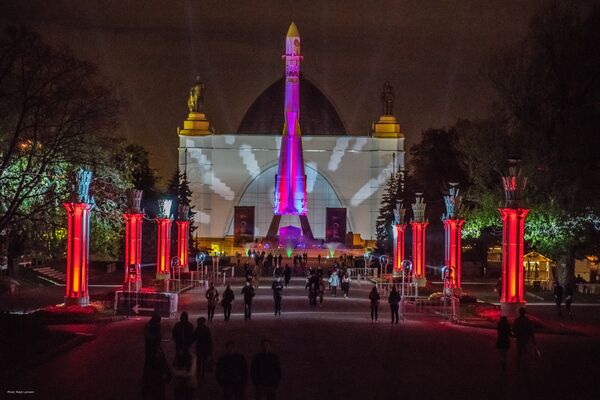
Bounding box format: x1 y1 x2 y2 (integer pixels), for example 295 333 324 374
123 189 143 290
392 201 407 276
64 170 94 306
411 194 428 287
442 183 464 289
176 205 190 272
499 159 529 317
156 199 173 279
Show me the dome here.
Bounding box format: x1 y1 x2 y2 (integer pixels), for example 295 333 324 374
237 77 347 135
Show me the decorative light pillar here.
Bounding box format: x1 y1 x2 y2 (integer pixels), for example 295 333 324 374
392 201 407 276
123 189 144 290
411 193 428 287
499 159 529 317
176 205 190 272
442 183 465 290
64 169 95 306
156 199 173 279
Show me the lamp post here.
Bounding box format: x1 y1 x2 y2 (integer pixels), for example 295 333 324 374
442 183 464 290
411 193 428 287
123 189 143 291
499 159 529 318
392 201 407 277
64 169 95 306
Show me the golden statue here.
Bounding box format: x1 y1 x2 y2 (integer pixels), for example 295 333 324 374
188 76 205 113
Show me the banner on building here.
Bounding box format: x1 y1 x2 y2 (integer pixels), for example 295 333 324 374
326 208 346 243
234 206 255 245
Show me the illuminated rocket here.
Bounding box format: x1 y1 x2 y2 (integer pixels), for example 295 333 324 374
274 22 308 215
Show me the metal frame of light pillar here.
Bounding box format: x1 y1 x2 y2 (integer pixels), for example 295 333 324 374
123 213 143 289
393 224 407 276
411 194 428 287
176 220 190 272
156 199 173 280
443 219 465 289
499 159 530 318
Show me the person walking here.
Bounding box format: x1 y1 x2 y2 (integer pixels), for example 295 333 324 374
172 312 194 353
369 286 380 322
317 254 321 265
142 344 172 400
564 283 574 316
206 282 220 322
341 273 351 298
496 316 511 371
553 281 563 317
272 277 283 316
328 270 339 297
242 281 255 320
250 339 282 400
222 284 235 321
216 341 247 400
193 317 212 380
283 264 292 288
512 307 535 370
388 285 400 324
172 350 197 400
318 276 325 304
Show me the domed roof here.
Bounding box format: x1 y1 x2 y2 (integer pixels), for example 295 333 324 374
237 77 347 135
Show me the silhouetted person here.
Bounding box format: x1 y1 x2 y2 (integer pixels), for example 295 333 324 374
251 339 281 400
318 276 325 304
564 283 574 315
341 274 351 298
194 317 212 379
553 282 563 316
512 307 535 370
496 316 511 371
216 341 247 400
172 349 196 400
172 312 194 353
283 265 292 287
369 286 380 322
222 284 235 321
242 281 255 320
142 345 171 400
317 254 321 265
206 282 220 322
272 277 283 315
145 312 162 357
388 285 400 324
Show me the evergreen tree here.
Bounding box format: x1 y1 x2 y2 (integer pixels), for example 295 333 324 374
376 169 404 255
166 168 197 249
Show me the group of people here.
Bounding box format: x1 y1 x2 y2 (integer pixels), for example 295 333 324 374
143 311 281 400
553 281 574 317
496 307 537 371
368 285 402 323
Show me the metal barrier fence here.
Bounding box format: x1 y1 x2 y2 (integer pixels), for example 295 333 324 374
347 268 377 281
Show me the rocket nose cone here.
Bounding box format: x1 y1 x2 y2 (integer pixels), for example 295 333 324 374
287 22 299 37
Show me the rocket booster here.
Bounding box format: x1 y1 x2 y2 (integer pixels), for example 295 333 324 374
274 22 308 215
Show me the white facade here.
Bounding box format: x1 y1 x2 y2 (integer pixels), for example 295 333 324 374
179 133 404 241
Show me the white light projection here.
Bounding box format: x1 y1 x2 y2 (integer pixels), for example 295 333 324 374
224 135 236 145
306 161 318 193
189 149 235 201
328 137 351 171
238 144 260 179
196 210 211 224
350 159 395 207
352 137 368 152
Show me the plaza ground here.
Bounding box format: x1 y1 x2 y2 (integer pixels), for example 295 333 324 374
2 275 600 400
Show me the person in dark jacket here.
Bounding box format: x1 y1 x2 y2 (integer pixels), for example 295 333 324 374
388 285 401 324
222 284 235 321
496 316 511 371
369 286 381 322
194 317 212 379
242 281 255 320
250 339 281 400
144 312 162 357
553 281 563 316
564 283 574 316
142 345 171 400
216 341 247 400
206 282 220 322
512 307 535 370
172 312 194 353
272 278 283 316
283 265 292 287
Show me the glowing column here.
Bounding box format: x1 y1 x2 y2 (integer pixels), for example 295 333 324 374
442 183 464 289
64 170 94 306
392 201 407 276
123 190 144 290
156 199 173 279
411 194 428 287
499 159 529 317
176 205 190 272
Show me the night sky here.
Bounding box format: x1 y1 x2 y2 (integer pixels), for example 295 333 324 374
0 1 550 183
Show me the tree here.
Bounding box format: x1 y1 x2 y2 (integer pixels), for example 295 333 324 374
166 168 197 249
375 169 404 255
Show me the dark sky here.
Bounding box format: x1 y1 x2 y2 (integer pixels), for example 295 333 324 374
1 0 548 184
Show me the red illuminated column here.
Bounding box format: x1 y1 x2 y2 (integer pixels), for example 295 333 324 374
443 218 465 288
64 202 92 306
411 221 428 286
123 213 143 287
156 218 173 278
176 220 190 271
499 208 529 316
393 224 407 275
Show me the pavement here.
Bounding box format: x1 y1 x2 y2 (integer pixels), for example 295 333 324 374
2 276 600 400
